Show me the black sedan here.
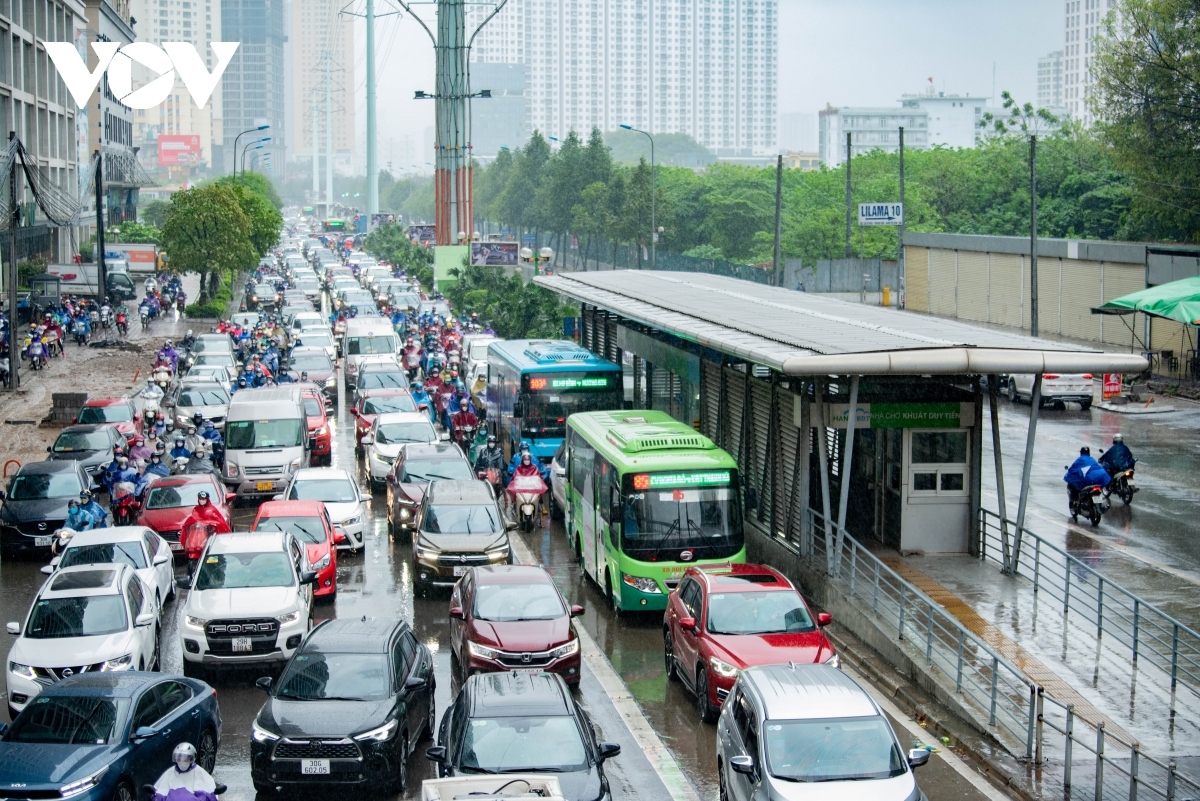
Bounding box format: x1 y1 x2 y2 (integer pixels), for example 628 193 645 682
0 460 90 558
0 672 222 801
427 672 621 801
250 616 435 794
45 424 126 490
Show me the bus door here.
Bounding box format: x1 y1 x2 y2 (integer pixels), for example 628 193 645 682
570 441 599 581
596 459 619 587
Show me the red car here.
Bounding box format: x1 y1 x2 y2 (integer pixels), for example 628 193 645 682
136 474 233 554
252 500 343 597
300 384 331 465
351 388 417 450
76 397 142 441
663 563 836 722
449 565 584 686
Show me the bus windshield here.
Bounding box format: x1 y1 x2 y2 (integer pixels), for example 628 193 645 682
521 375 621 439
621 481 743 562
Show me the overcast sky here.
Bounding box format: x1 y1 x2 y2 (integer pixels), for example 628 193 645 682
351 0 1063 171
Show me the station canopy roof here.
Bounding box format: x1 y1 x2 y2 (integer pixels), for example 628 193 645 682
1092 275 1200 326
535 271 1148 376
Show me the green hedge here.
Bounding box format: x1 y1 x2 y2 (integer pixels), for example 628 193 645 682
184 273 233 319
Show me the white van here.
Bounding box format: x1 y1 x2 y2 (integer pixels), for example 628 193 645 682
223 386 310 498
342 318 400 389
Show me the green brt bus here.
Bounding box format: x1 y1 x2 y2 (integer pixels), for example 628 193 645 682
565 410 746 613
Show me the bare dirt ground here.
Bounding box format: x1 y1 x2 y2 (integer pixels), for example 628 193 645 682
1 275 201 471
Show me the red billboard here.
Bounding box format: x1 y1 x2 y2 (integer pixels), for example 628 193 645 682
158 134 202 166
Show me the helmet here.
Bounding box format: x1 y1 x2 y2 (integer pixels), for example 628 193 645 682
135 438 144 446
68 498 79 508
80 490 92 502
459 399 469 409
518 441 531 453
1080 446 1091 456
151 453 161 462
187 426 197 435
521 453 533 465
197 491 209 505
117 456 128 467
164 340 172 347
172 743 197 772
155 442 167 452
487 434 497 444
175 436 185 445
1113 433 1123 443
186 329 193 336
193 412 204 424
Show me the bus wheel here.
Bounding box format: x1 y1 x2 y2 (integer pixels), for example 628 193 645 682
607 574 623 617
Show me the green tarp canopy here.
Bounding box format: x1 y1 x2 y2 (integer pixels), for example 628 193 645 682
1092 275 1200 326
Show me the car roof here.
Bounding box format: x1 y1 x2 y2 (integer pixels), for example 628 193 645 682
57 424 110 435
375 412 431 425
207 530 289 553
18 460 83 475
44 670 178 698
292 467 354 482
177 381 227 392
290 347 331 358
467 672 572 717
146 474 216 488
473 565 555 586
691 563 794 592
426 480 494 504
741 664 879 721
84 397 129 406
43 564 129 597
256 499 325 516
402 443 466 460
60 526 153 547
359 361 403 373
303 617 405 653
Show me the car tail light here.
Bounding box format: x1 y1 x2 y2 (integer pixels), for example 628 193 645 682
1043 374 1060 380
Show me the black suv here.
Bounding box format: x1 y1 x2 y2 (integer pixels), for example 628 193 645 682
427 671 621 801
0 460 90 557
250 617 436 793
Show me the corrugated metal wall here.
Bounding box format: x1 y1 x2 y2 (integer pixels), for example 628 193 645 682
906 246 930 312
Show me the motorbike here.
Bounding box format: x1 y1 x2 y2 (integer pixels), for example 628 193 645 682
176 293 187 313
99 306 113 330
1105 463 1138 506
71 318 89 346
507 473 548 533
152 363 173 391
111 484 142 526
22 335 47 370
1068 480 1109 526
115 307 128 337
140 306 152 331
477 467 502 498
453 423 477 456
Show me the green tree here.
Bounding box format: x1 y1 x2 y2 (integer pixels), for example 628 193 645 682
160 184 254 305
140 199 169 228
213 172 283 210
363 223 435 288
112 221 160 244
227 183 282 257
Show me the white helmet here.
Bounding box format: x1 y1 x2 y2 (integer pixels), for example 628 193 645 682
1113 433 1123 443
173 742 197 771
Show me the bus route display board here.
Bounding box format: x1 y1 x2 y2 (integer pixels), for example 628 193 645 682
525 374 616 391
630 471 732 490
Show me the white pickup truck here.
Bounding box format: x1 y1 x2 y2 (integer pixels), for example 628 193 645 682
46 261 137 302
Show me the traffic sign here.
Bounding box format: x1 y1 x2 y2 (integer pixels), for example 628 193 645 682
858 203 903 226
522 233 536 243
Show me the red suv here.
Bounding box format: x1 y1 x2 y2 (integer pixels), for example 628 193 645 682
449 565 584 686
300 385 331 465
663 563 836 722
76 397 141 441
137 474 233 554
251 499 343 597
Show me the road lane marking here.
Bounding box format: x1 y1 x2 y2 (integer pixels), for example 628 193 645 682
510 533 702 801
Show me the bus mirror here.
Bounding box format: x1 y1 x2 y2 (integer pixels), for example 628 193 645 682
744 487 758 511
512 401 524 418
610 503 622 524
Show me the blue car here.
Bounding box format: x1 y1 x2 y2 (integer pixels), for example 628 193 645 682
0 672 222 801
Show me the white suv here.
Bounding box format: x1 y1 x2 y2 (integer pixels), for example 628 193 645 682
361 411 439 488
6 564 159 718
1008 373 1094 410
178 531 315 676
281 467 367 549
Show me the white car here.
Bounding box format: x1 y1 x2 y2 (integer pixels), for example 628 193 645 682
178 530 315 675
43 527 176 607
6 564 159 717
550 440 567 520
294 328 338 363
281 467 367 549
362 411 440 488
1008 373 1094 410
289 312 327 335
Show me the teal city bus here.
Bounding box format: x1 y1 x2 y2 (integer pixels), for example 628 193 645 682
565 409 746 613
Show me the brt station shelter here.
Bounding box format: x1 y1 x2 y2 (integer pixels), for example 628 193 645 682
535 271 1147 558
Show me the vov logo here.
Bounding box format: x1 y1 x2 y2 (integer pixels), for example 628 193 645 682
44 41 239 110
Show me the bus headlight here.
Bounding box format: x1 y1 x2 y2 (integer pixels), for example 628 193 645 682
622 574 662 594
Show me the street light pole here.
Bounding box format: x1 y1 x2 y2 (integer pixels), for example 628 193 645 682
620 124 655 269
232 124 269 177
239 139 269 182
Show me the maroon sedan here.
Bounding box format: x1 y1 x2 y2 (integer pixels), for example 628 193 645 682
664 563 837 722
449 565 584 686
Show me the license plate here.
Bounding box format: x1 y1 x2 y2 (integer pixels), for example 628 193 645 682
256 481 274 492
232 637 252 652
169 541 183 551
34 536 53 547
453 566 469 576
301 759 330 775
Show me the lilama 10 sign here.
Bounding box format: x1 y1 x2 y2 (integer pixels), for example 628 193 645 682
44 41 239 110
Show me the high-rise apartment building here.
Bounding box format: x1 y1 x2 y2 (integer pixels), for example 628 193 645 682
1038 50 1064 110
466 0 777 158
781 112 817 153
1063 0 1113 124
288 0 353 174
221 0 285 173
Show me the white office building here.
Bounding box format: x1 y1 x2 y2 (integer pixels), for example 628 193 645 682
1064 0 1114 124
466 0 777 158
1038 50 1064 110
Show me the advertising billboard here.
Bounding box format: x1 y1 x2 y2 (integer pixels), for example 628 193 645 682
471 242 519 266
158 134 202 166
409 225 436 246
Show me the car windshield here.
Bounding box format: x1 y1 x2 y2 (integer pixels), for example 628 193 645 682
54 430 112 452
469 341 494 361
194 353 235 367
376 422 434 445
191 340 230 353
358 374 406 393
275 653 390 701
289 478 357 503
303 398 324 417
423 504 500 534
474 583 565 621
764 716 906 782
25 595 128 638
290 353 332 371
622 485 743 562
78 405 131 423
226 419 304 449
402 460 474 483
9 473 83 500
300 332 334 346
362 395 416 414
346 336 397 355
178 388 230 407
234 315 260 328
706 590 815 635
195 552 294 589
460 716 588 773
254 516 327 544
146 484 212 509
60 542 147 570
3 696 126 745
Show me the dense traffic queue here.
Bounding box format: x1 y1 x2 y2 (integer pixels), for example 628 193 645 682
0 218 932 801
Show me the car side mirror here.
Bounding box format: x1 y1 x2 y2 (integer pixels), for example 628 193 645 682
272 494 285 501
679 616 697 633
908 749 931 769
597 742 621 762
0 491 5 500
213 784 227 796
361 435 374 445
7 622 20 635
299 570 318 585
610 503 622 524
40 565 53 575
333 531 347 544
350 407 358 415
174 575 191 589
153 554 170 566
512 402 524 419
505 520 518 531
132 726 159 741
438 431 450 442
425 746 447 764
730 755 755 776
404 676 426 690
569 605 585 618
226 493 236 504
135 612 155 628
448 606 465 620
47 446 52 453
817 612 833 627
255 676 273 692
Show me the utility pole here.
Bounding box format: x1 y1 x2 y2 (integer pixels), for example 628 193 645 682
325 52 334 211
95 150 107 308
845 132 853 258
6 133 19 389
898 127 905 305
772 153 783 287
365 0 378 215
311 89 319 201
1030 135 1039 337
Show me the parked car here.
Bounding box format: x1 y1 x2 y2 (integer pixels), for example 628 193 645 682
252 500 344 597
664 563 837 723
44 526 175 607
45 423 126 490
412 480 512 596
352 388 418 450
136 474 233 555
168 382 232 430
5 564 160 716
716 664 929 801
449 565 584 686
0 460 91 558
281 468 366 550
76 397 141 441
1008 373 1094 410
300 385 332 466
427 671 621 801
385 443 476 537
177 531 316 677
362 411 440 489
249 617 435 793
0 672 222 801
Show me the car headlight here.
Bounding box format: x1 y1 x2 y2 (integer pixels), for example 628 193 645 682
60 767 108 798
252 720 280 743
225 461 239 479
353 719 397 742
416 548 439 561
399 508 412 520
487 546 509 562
326 374 337 385
825 653 841 669
548 639 580 660
185 615 207 631
289 458 302 470
371 450 393 464
315 425 329 437
9 661 35 680
709 656 740 678
622 574 662 594
312 553 331 571
342 515 362 526
468 641 500 660
278 610 302 626
101 654 134 672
